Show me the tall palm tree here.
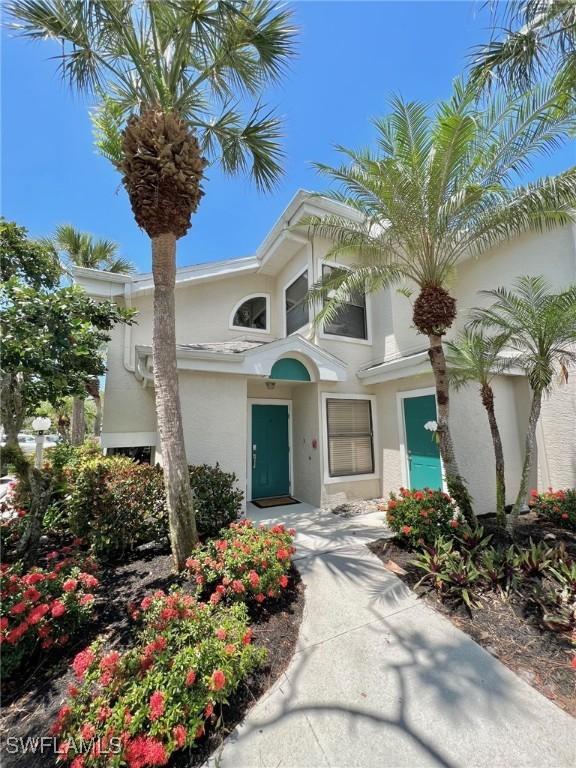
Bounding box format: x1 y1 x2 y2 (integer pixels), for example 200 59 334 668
470 276 576 521
445 329 511 527
53 224 135 443
304 81 576 523
8 0 297 570
470 0 576 98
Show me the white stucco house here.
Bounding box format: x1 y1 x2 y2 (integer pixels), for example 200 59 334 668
74 190 576 515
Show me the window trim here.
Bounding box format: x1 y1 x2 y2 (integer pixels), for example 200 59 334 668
229 293 271 335
321 392 380 484
283 266 310 338
318 261 372 346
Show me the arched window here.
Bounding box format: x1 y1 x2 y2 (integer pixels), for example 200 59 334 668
231 295 269 332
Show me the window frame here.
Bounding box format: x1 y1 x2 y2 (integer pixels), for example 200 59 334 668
318 261 372 345
229 293 271 335
283 266 310 337
321 392 379 484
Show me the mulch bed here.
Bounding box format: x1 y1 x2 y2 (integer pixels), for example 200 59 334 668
0 544 305 767
368 512 576 717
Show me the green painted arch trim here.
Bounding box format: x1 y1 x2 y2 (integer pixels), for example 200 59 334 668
269 357 311 382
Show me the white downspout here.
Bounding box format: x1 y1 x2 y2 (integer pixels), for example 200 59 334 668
123 281 135 372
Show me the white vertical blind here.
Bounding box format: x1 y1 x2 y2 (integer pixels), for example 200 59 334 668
326 398 374 477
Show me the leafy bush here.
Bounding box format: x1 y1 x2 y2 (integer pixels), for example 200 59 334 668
53 590 266 767
186 520 295 606
67 456 167 559
386 487 461 546
529 488 576 530
188 463 243 538
0 547 99 676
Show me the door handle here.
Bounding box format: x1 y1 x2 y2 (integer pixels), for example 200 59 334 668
252 447 257 470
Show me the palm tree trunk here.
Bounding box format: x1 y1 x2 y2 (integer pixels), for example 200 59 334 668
427 334 475 524
71 397 86 445
512 389 542 521
152 233 198 570
480 383 506 528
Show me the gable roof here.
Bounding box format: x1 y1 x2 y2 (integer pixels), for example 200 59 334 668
72 190 362 296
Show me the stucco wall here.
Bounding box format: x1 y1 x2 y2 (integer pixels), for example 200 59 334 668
178 372 248 497
537 377 576 490
292 384 322 506
101 322 158 439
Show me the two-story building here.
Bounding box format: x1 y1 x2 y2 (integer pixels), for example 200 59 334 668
74 190 576 515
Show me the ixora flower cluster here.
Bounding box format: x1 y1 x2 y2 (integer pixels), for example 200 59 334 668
386 487 461 546
0 547 99 676
54 591 266 768
185 519 296 605
529 488 576 529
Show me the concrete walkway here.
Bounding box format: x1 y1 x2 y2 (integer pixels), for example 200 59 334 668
207 503 576 768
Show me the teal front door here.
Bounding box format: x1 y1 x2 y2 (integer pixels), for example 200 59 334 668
251 404 290 499
403 394 442 490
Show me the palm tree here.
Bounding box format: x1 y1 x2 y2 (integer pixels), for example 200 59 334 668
445 329 511 527
8 0 297 570
54 224 136 275
53 224 135 443
304 81 576 523
470 0 576 98
470 276 576 521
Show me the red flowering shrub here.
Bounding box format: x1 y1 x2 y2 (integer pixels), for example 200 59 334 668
386 487 460 547
0 547 99 676
185 520 296 605
55 590 266 767
529 488 576 530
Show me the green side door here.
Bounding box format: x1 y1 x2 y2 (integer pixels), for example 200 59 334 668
251 404 290 499
403 394 442 490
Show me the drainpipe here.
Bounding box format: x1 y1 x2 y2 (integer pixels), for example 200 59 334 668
123 280 135 373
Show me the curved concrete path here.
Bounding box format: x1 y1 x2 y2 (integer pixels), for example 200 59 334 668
206 503 576 768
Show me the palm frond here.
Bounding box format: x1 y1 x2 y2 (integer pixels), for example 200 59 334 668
470 276 576 392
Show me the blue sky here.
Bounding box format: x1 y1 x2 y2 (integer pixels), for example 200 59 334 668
2 1 574 273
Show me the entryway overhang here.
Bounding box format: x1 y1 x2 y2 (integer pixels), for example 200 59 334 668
357 350 430 384
134 334 348 385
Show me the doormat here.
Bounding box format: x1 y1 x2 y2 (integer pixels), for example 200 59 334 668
252 496 300 508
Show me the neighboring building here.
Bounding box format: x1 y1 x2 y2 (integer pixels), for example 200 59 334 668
74 191 576 514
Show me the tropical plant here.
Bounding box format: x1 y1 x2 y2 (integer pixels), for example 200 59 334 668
0 546 99 677
55 592 266 766
386 487 461 546
7 0 297 570
304 81 576 522
470 0 576 99
54 224 135 276
186 519 295 606
446 328 511 526
53 224 135 443
529 487 576 529
470 276 576 520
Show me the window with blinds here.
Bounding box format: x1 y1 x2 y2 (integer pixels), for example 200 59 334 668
326 398 374 477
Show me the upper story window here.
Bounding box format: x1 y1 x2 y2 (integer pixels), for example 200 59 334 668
322 264 367 340
231 295 269 332
285 270 309 335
